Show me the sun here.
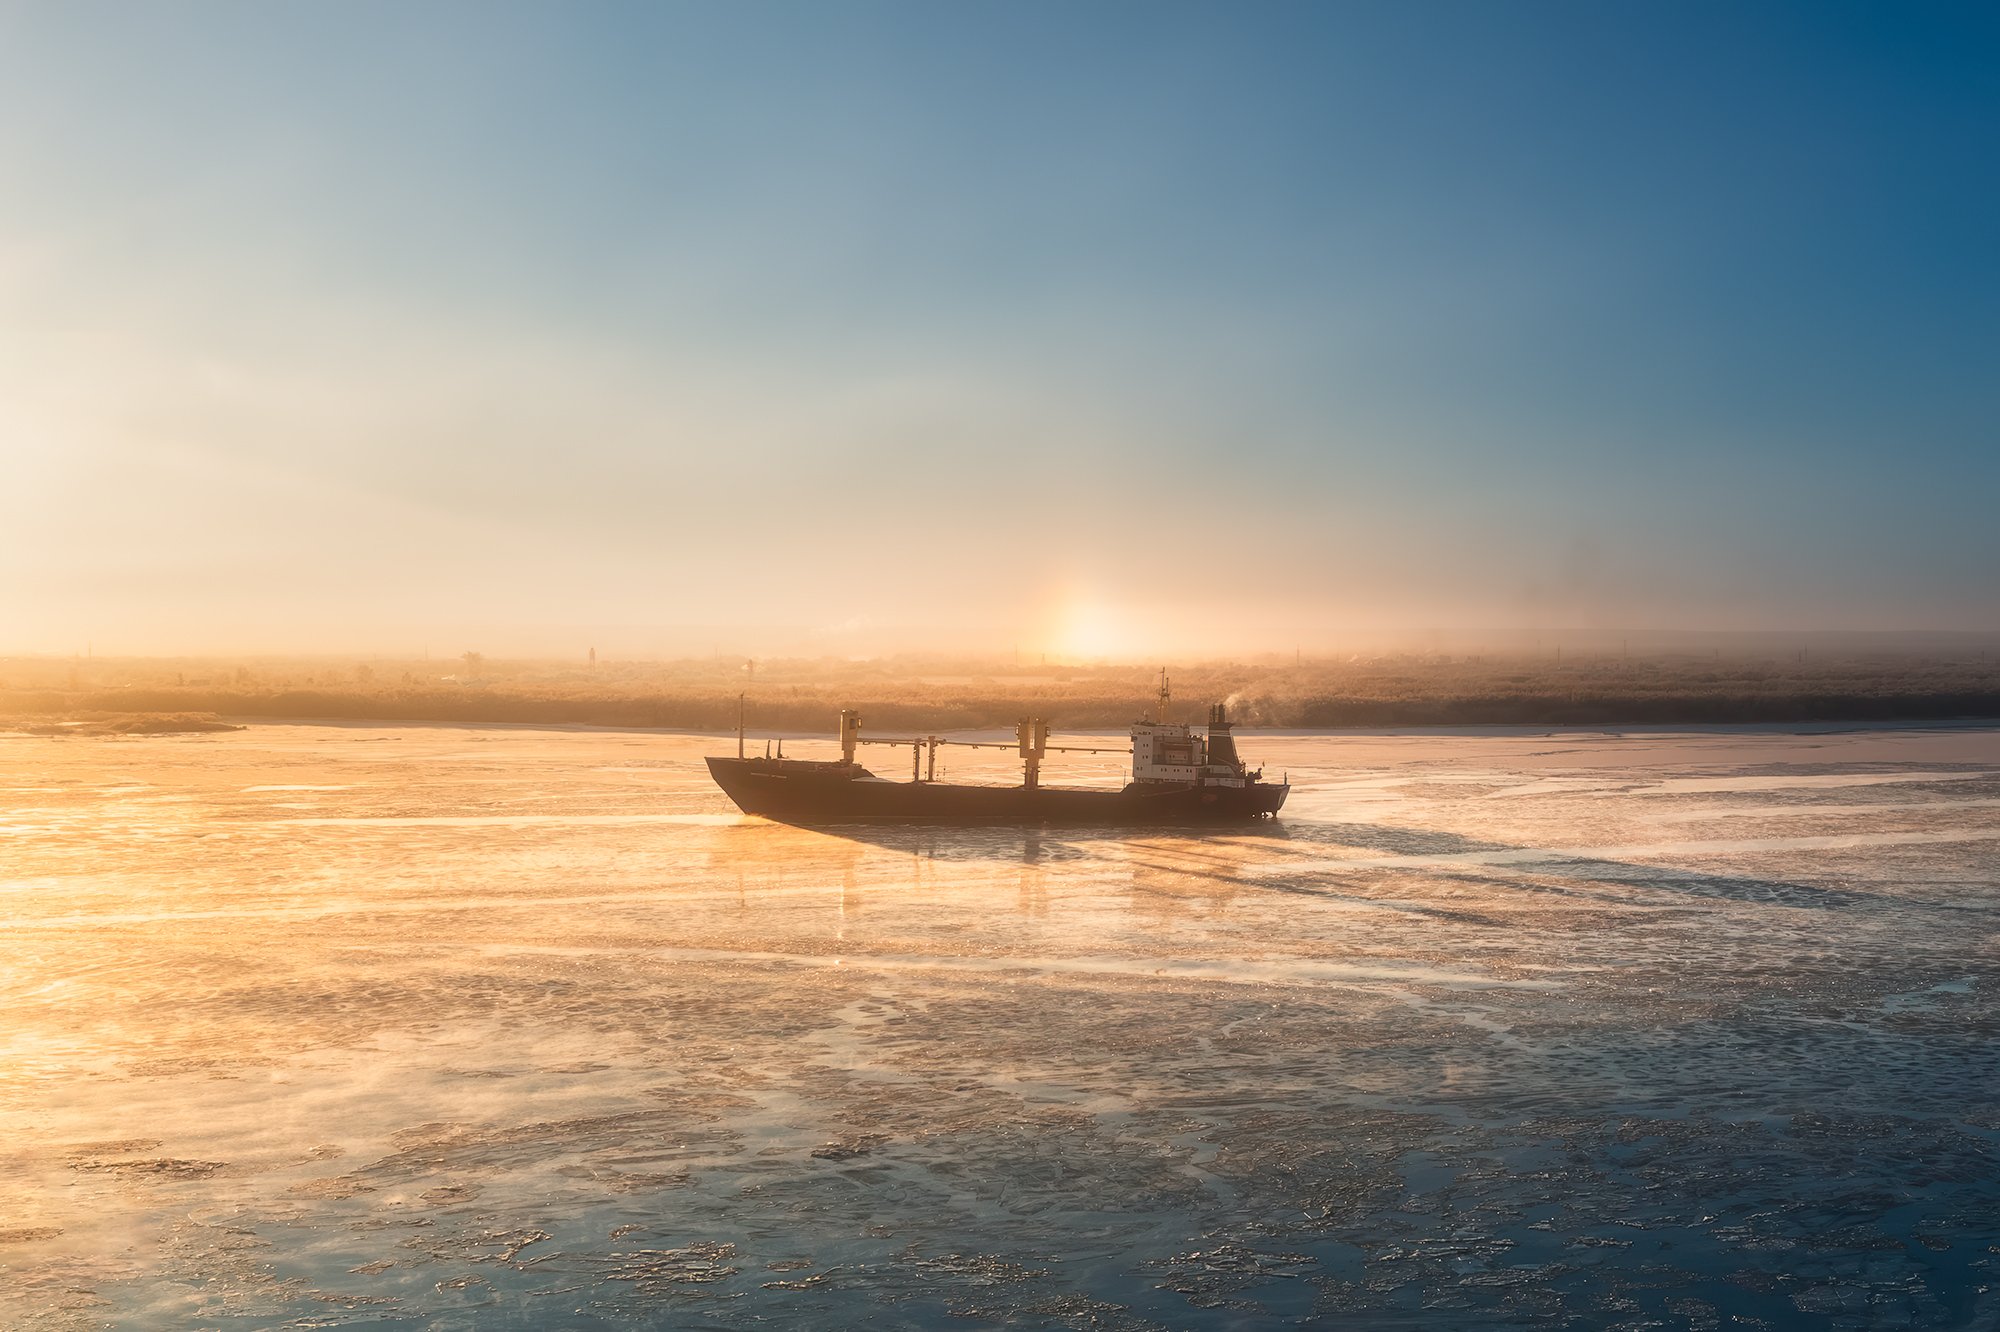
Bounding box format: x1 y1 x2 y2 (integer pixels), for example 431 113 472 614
1052 595 1132 661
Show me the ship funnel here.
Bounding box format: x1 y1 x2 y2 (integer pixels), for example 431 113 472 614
1206 701 1241 769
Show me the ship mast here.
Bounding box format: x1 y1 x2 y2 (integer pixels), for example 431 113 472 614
1156 667 1171 724
1017 718 1049 790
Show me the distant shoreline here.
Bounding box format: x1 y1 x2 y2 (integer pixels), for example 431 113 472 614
9 697 2000 735
10 712 1999 743
250 715 2000 736
8 655 2000 736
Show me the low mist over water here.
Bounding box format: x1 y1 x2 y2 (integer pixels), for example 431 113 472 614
4 723 1996 1328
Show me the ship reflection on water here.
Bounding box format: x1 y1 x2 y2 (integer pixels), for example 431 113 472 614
2 724 1997 1329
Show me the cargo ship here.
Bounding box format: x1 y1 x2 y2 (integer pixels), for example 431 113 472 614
706 674 1288 826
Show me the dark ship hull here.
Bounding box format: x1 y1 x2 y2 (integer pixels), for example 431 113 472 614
707 757 1288 826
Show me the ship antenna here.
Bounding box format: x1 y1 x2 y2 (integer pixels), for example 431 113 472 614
1156 667 1171 724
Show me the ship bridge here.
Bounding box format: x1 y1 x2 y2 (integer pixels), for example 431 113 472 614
1132 702 1252 788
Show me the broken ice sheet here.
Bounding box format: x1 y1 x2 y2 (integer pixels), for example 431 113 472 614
2 724 1996 1328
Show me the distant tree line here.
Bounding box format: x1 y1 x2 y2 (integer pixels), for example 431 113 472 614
4 652 1999 731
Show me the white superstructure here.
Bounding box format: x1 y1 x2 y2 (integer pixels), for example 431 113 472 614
1129 675 1256 788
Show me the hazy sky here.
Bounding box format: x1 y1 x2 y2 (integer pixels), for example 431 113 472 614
2 1 1995 656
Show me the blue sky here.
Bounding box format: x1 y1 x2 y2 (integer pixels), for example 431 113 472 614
1 1 1994 654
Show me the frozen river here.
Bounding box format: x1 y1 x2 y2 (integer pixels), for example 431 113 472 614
2 723 1997 1329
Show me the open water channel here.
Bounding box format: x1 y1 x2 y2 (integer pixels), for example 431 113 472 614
2 723 1996 1329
